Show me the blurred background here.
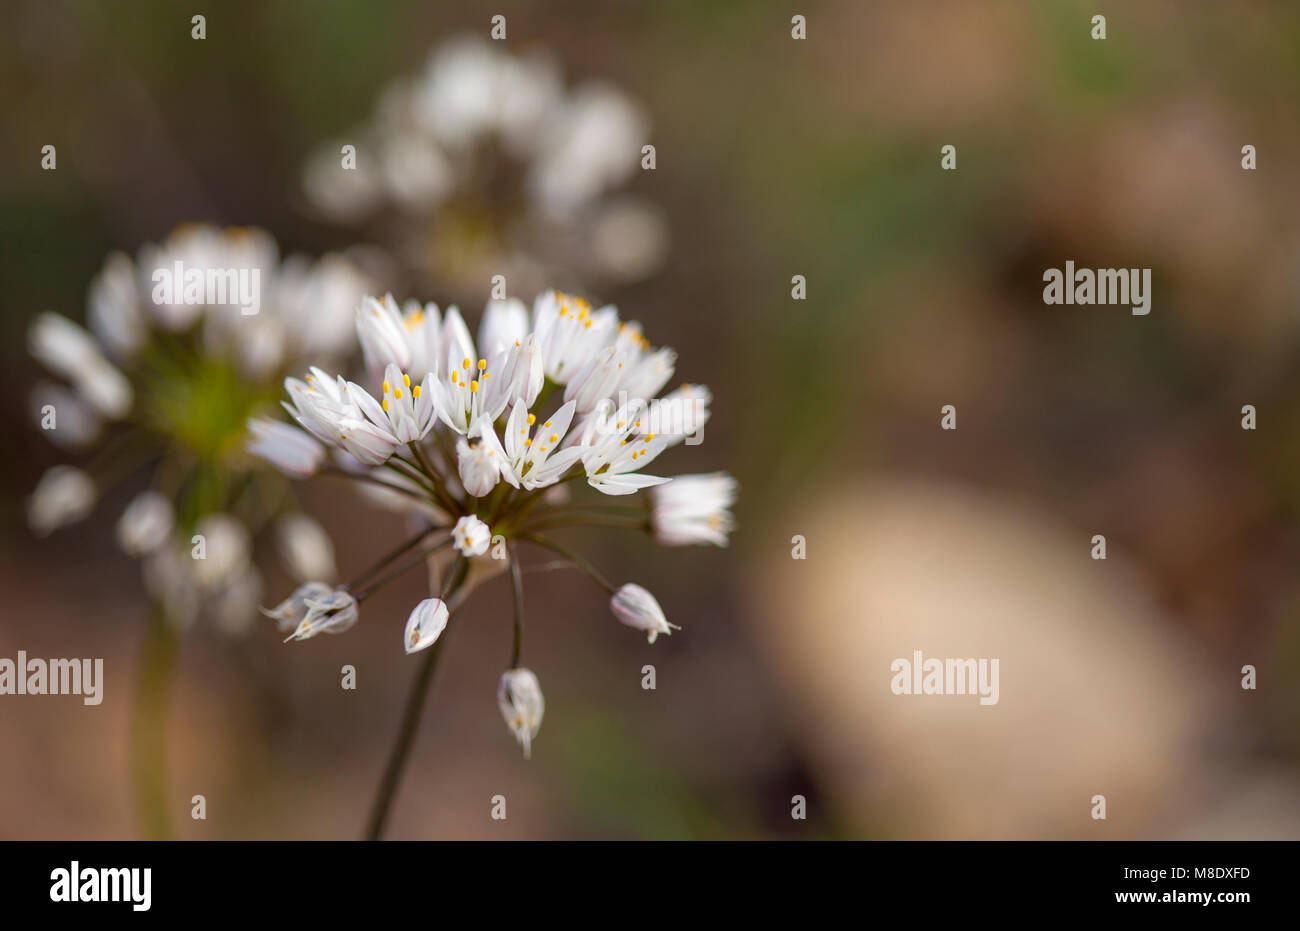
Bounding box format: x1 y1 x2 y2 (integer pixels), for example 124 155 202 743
2 0 1300 839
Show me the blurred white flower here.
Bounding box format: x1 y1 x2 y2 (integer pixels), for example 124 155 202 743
610 583 678 643
191 513 251 590
117 491 175 557
650 472 737 547
247 416 327 477
276 513 337 583
497 667 545 759
302 35 665 289
28 466 95 536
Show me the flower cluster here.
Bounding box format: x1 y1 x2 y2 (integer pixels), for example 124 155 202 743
302 35 667 295
27 224 369 632
254 289 736 756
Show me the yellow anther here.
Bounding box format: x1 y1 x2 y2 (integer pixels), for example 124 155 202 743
549 434 558 443
412 385 422 398
544 420 552 428
470 380 479 393
462 358 471 370
382 380 391 394
527 414 536 425
644 433 655 442
394 388 403 399
451 371 458 384
525 438 532 448
382 398 390 411
477 359 487 370
402 373 411 387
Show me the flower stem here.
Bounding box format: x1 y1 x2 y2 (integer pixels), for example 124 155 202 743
520 533 618 594
509 542 525 667
344 523 444 592
363 559 469 841
130 605 176 840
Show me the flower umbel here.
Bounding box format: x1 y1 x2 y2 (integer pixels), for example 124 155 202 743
256 288 733 837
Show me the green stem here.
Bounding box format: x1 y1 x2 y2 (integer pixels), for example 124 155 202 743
364 559 469 841
130 606 177 840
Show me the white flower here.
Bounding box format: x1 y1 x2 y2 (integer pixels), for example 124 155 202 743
30 382 102 450
451 515 492 557
283 368 403 466
87 251 146 359
191 514 251 590
284 589 359 642
580 400 672 496
650 473 737 547
211 567 263 637
276 513 336 582
117 491 174 556
260 580 334 632
247 416 326 477
610 583 678 643
403 597 449 653
497 667 545 758
482 398 585 491
527 83 647 217
356 294 413 378
28 465 95 536
478 298 530 359
456 435 501 497
532 291 617 384
349 362 438 444
563 346 629 414
27 312 133 420
430 336 536 436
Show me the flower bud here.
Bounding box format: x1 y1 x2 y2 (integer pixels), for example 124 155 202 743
497 667 545 758
609 583 679 643
404 597 449 653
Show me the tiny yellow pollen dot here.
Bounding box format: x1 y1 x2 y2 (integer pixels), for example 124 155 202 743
483 372 490 379
544 420 552 428
583 320 592 329
520 428 527 435
540 446 547 452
